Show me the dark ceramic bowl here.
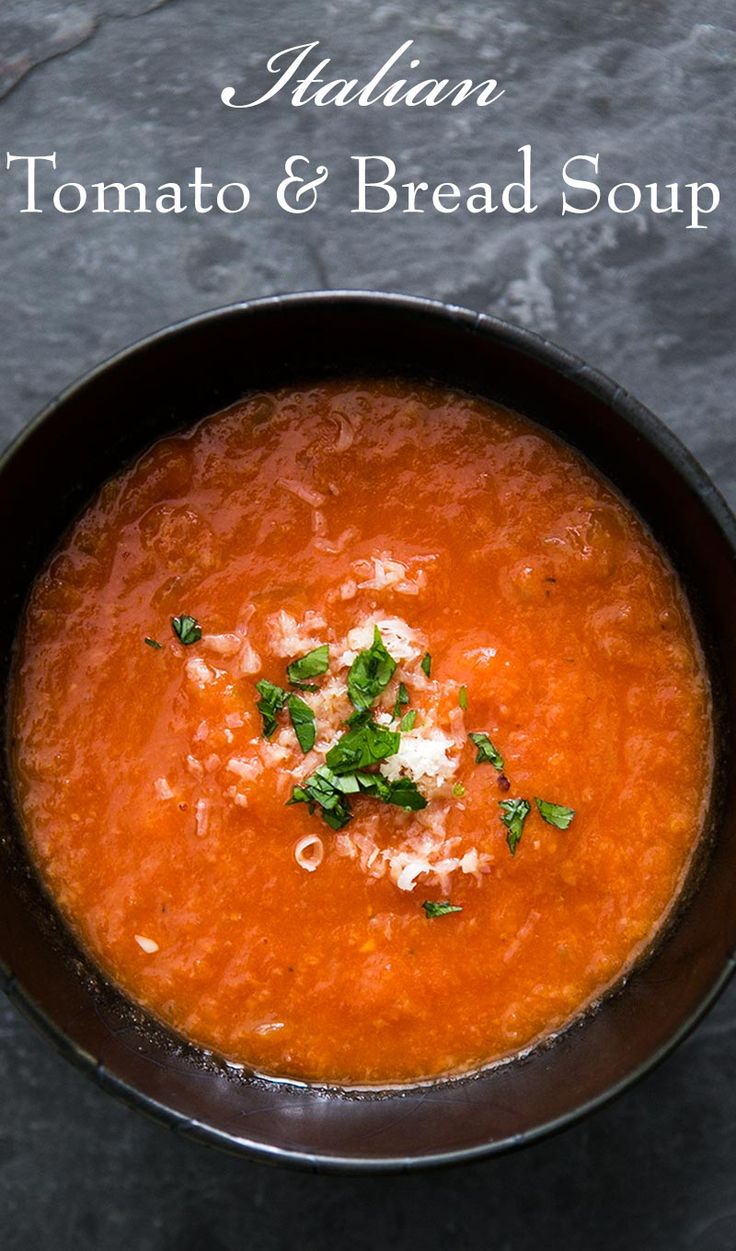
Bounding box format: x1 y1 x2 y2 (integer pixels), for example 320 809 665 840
2 292 735 1172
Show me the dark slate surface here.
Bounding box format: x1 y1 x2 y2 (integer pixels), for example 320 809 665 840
1 1 735 1246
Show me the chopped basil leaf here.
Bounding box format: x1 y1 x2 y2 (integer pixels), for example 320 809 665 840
332 772 361 794
171 614 202 646
459 685 467 710
535 797 576 829
288 694 316 754
320 809 351 831
346 706 373 728
287 644 329 686
393 682 410 719
287 764 353 830
357 773 427 811
326 718 400 774
420 652 432 678
452 782 466 798
422 900 462 918
399 709 417 732
499 797 531 855
382 777 427 810
347 627 397 711
469 732 504 770
255 678 288 739
144 636 162 650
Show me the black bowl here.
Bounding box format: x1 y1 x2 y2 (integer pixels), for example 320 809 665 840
2 292 735 1172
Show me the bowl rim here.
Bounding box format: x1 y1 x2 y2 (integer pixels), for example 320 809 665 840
3 288 736 1173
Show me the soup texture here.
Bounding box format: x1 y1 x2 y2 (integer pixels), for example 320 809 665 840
12 381 711 1085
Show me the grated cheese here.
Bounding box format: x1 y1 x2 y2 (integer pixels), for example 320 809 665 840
379 726 457 791
226 755 263 782
186 657 215 687
195 797 211 837
201 632 242 657
265 609 327 658
154 777 174 800
180 602 491 894
233 639 262 677
339 615 424 667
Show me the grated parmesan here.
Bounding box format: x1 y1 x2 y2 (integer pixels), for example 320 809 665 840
179 603 490 894
195 797 211 837
339 615 424 667
265 609 327 658
226 755 263 783
201 632 242 657
233 639 262 677
186 657 215 688
379 726 457 791
294 833 324 872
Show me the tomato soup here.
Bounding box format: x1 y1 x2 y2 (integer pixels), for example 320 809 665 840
11 381 712 1085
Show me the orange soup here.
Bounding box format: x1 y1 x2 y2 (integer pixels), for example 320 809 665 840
11 380 712 1085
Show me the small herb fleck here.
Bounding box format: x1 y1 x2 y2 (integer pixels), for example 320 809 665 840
469 732 504 770
392 682 410 719
420 652 432 678
144 636 162 650
288 694 317 754
535 797 576 829
287 644 329 687
171 615 202 646
348 627 397 712
452 782 466 798
255 678 288 739
326 718 400 774
422 900 463 918
458 685 468 710
499 797 531 855
287 764 353 830
357 773 427 811
399 709 417 732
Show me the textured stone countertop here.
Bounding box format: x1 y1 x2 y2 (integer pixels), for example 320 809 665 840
1 1 735 1247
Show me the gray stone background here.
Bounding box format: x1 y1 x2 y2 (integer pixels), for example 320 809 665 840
1 0 734 1246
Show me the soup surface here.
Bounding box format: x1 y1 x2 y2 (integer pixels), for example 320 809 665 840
12 381 711 1085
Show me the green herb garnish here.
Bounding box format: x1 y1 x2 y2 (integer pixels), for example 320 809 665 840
459 685 467 710
326 718 400 774
469 732 504 770
347 627 397 712
255 678 288 739
287 764 353 830
144 636 162 650
452 782 466 798
393 682 410 719
535 798 575 829
171 615 202 646
399 709 417 732
499 798 531 855
287 644 329 688
357 773 427 811
288 694 317 754
420 652 432 678
422 900 462 918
